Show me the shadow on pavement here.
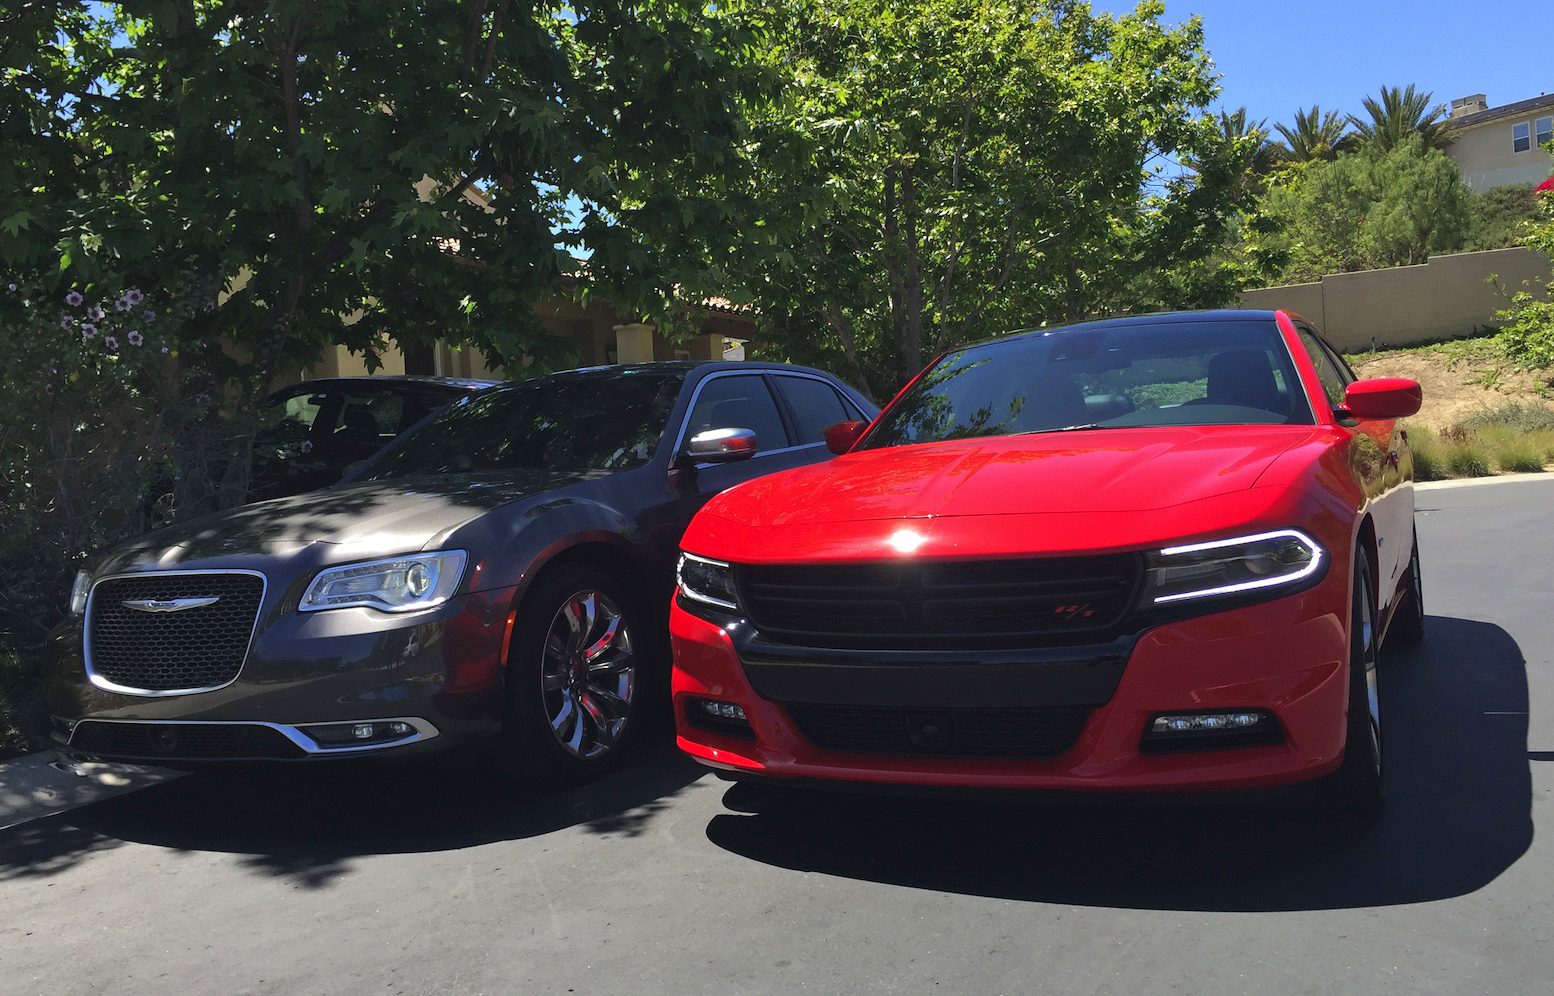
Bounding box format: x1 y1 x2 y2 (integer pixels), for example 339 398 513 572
0 739 707 889
705 616 1533 912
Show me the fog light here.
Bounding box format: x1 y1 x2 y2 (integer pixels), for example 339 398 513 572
702 700 747 721
352 723 375 739
387 722 412 736
686 697 755 739
1151 712 1265 734
1139 709 1282 754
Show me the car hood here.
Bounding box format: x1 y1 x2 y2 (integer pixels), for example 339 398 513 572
715 426 1322 525
99 470 605 572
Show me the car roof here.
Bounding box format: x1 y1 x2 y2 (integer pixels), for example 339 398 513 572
973 309 1283 346
274 375 499 394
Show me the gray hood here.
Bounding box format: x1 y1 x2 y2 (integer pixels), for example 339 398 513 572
97 471 604 574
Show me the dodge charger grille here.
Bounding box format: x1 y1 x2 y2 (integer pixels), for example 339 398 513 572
737 555 1140 649
86 572 265 693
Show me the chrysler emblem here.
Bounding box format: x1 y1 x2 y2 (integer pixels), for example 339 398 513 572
121 596 220 613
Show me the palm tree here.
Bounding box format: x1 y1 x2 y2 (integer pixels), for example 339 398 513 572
1348 84 1451 151
1273 105 1352 162
1218 107 1281 176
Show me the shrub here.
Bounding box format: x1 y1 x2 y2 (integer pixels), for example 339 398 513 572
1444 440 1492 477
1461 398 1554 432
1497 445 1548 473
1409 426 1444 481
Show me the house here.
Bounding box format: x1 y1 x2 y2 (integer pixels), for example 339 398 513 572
306 293 755 381
1445 92 1554 193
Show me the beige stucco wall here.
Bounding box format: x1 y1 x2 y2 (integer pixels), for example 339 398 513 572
1238 247 1552 351
1447 116 1554 192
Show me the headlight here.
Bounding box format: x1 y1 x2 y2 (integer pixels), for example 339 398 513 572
677 552 740 612
1137 529 1324 607
300 551 467 613
69 570 91 617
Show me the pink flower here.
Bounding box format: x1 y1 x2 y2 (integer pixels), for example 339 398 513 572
141 309 156 322
116 296 132 312
126 289 143 305
60 315 74 329
65 291 83 307
127 330 144 346
88 304 105 320
81 323 97 338
104 335 118 351
1537 175 1554 195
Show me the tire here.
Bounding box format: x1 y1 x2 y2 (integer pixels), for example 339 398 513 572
1390 530 1425 647
1329 548 1384 819
497 563 646 788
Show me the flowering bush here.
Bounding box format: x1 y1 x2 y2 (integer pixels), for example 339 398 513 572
0 271 247 661
1496 174 1554 370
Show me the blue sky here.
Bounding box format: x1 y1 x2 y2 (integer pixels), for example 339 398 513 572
1154 0 1550 131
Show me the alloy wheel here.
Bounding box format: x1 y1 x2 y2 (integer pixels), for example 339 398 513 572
538 588 637 760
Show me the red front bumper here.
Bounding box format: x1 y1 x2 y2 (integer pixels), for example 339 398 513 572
670 580 1352 794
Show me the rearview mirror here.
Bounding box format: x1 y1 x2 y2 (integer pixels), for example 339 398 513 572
686 427 757 463
1336 378 1422 422
824 420 870 455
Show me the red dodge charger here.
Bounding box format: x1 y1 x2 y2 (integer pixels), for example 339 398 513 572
670 310 1423 816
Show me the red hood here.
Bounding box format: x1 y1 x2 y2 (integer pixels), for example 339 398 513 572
690 426 1328 563
722 426 1320 524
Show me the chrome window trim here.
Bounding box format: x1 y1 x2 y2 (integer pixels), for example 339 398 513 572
68 716 440 755
83 569 268 697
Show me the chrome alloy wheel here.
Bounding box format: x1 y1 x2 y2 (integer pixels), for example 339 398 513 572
539 588 636 760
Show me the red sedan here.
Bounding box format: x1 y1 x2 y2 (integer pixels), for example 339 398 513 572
670 310 1423 816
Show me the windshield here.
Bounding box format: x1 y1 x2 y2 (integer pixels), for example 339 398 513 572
360 370 684 480
861 319 1313 449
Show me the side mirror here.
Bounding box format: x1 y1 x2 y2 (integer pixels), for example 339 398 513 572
823 420 870 455
1335 378 1423 422
685 427 757 463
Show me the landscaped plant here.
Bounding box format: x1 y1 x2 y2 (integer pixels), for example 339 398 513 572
1495 176 1554 370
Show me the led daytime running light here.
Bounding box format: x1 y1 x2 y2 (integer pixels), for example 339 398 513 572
677 552 739 611
1145 529 1324 605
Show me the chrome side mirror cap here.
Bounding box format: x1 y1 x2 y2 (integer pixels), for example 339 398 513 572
686 427 758 463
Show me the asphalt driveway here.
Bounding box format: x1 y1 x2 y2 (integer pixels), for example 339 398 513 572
2 476 1551 995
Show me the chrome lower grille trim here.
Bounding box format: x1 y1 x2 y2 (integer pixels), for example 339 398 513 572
65 717 440 759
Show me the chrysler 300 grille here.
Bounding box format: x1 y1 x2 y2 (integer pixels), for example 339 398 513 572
86 572 265 693
737 555 1140 649
69 720 305 760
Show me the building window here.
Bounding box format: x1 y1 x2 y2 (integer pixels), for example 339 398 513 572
1513 121 1531 153
1538 116 1554 149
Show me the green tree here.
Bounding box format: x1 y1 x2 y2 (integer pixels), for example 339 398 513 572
727 0 1245 396
1495 177 1554 369
1273 105 1352 163
1348 84 1451 152
1465 183 1542 251
1262 137 1471 282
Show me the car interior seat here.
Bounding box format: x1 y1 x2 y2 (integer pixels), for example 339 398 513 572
1202 349 1288 415
339 405 381 440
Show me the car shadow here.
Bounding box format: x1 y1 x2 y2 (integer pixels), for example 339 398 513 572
704 615 1533 912
0 738 708 889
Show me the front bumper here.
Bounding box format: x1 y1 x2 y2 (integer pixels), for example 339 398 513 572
670 577 1352 794
46 585 516 766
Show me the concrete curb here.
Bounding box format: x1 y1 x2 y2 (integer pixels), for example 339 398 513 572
0 751 183 831
1416 471 1554 491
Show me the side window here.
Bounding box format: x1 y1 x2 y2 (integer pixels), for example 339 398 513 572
259 390 329 441
774 375 852 444
1295 327 1352 410
337 391 404 443
685 375 790 453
